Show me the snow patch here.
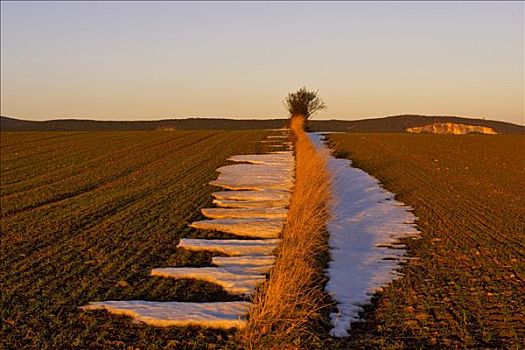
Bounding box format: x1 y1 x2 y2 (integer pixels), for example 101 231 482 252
270 151 294 155
209 178 293 191
217 163 293 175
191 218 284 238
81 301 250 329
210 163 294 191
308 133 420 338
212 189 290 202
178 238 280 256
202 207 287 219
213 198 289 209
210 173 293 191
212 255 276 267
151 267 268 295
228 154 294 166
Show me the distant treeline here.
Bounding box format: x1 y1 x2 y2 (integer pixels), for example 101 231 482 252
1 115 523 134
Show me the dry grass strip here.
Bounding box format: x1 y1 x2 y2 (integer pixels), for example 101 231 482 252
239 116 331 349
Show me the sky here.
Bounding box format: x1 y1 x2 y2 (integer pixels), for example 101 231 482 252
1 1 523 124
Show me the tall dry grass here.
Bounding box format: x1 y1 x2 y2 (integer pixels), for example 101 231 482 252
239 116 331 349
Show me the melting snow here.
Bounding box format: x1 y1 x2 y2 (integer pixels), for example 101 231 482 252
212 198 289 209
81 301 251 328
212 255 276 267
151 267 268 295
216 164 293 177
212 189 290 202
202 207 287 219
178 238 280 256
209 176 293 191
308 133 420 338
228 154 294 167
270 151 293 155
190 218 284 238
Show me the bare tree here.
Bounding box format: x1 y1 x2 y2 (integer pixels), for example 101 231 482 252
284 87 326 119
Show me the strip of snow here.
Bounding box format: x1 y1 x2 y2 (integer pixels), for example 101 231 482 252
209 162 294 191
216 164 293 178
81 301 250 328
270 151 294 155
178 238 280 256
209 176 293 191
213 198 289 208
212 255 276 267
202 207 287 219
151 267 268 295
212 189 291 202
190 218 284 238
308 133 420 338
228 154 294 166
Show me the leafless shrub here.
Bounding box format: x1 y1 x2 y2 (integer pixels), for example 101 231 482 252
284 87 326 120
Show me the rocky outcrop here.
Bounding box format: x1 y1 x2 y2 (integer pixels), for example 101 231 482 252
407 122 497 135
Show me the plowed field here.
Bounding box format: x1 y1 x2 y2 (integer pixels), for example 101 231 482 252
326 133 524 349
1 130 271 349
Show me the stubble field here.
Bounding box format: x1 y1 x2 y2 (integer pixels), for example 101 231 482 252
1 130 274 349
326 133 524 349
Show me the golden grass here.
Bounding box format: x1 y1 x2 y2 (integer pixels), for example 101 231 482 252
239 116 331 349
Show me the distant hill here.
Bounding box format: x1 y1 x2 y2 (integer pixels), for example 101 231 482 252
0 116 286 132
1 115 523 134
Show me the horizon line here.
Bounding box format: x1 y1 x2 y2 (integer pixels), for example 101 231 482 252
2 113 524 126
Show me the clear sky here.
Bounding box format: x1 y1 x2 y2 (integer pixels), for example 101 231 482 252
1 1 523 124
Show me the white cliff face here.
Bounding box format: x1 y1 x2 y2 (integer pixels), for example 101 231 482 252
406 122 497 135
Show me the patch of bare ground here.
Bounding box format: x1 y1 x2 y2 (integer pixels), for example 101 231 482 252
323 133 525 349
